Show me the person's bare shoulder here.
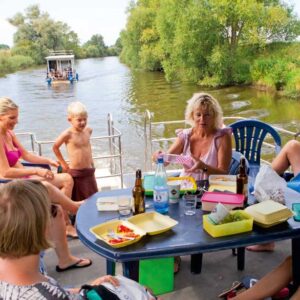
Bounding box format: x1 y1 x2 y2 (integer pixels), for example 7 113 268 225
218 131 232 151
56 128 72 144
86 126 93 136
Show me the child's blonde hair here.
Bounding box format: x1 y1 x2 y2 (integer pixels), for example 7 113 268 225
67 101 87 117
0 97 18 115
185 92 223 129
0 180 51 258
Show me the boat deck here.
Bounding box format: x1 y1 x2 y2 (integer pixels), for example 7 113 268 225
44 238 291 299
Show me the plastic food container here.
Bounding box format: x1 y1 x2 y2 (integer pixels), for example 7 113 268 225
128 211 178 235
245 200 293 227
292 203 300 222
201 191 245 211
90 219 145 248
90 212 178 248
143 175 197 196
208 175 237 193
203 210 253 237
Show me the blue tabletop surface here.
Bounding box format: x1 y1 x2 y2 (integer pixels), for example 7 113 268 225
76 188 300 263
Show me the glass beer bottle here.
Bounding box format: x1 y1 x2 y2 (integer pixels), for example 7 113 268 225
236 157 248 206
132 169 145 215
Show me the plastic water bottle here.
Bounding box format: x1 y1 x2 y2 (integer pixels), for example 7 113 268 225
153 156 169 214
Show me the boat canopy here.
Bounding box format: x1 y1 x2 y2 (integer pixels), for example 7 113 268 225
45 51 75 74
45 50 78 84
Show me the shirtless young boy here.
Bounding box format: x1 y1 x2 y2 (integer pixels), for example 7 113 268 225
53 101 98 201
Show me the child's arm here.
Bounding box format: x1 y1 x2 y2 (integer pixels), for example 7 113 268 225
88 127 95 168
53 131 70 172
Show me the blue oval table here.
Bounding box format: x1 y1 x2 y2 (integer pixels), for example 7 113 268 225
77 188 300 294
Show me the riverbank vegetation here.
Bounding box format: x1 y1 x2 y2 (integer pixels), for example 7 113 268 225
120 0 300 97
0 5 120 77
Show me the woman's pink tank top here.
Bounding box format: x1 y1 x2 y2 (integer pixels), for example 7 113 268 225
3 131 22 167
178 127 232 181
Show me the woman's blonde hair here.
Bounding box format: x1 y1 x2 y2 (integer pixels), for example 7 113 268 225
185 92 223 129
0 97 18 115
0 180 51 258
67 101 87 117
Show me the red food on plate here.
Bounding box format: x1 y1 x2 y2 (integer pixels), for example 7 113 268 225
123 232 140 238
108 238 125 244
117 224 133 233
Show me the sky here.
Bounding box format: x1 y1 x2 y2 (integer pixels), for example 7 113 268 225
0 0 132 46
1 0 300 47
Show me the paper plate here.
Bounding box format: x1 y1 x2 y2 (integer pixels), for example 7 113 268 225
128 212 178 235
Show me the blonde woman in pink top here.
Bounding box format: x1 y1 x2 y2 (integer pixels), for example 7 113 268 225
154 92 232 180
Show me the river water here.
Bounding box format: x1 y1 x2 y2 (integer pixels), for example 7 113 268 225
1 56 300 173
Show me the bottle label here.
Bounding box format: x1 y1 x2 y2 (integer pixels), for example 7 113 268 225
153 189 168 203
243 183 248 198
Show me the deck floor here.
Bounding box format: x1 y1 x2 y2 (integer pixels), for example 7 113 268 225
45 238 291 299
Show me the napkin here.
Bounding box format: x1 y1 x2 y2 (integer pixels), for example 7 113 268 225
96 196 119 211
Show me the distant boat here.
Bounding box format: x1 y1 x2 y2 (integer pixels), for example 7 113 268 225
45 50 79 85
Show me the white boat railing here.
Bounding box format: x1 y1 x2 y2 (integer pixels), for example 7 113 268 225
16 113 124 188
48 50 74 56
144 109 298 172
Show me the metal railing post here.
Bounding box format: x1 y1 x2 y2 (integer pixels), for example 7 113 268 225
149 111 153 171
107 114 113 174
118 135 124 188
144 110 149 171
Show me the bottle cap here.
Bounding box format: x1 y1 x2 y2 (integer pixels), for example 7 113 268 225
157 156 164 163
136 169 142 178
57 165 63 173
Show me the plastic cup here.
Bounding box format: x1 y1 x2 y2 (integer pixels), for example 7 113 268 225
208 203 230 224
183 194 196 216
118 197 132 217
167 181 181 204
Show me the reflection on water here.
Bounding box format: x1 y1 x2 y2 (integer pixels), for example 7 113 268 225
1 57 300 173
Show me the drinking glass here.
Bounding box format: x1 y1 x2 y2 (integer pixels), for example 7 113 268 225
118 197 132 218
183 194 196 216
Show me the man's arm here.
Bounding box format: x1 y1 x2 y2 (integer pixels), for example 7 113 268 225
53 131 70 172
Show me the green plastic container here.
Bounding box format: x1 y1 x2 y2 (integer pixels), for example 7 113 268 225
143 174 196 196
139 257 174 295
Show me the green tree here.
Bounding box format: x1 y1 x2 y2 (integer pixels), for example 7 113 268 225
82 34 108 57
109 36 123 56
121 0 300 85
0 44 9 50
120 0 162 70
9 5 80 64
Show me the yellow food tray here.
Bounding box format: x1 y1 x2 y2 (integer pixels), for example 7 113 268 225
90 219 145 248
90 212 178 248
245 200 293 224
128 212 178 235
144 175 197 196
253 217 291 228
203 210 253 238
